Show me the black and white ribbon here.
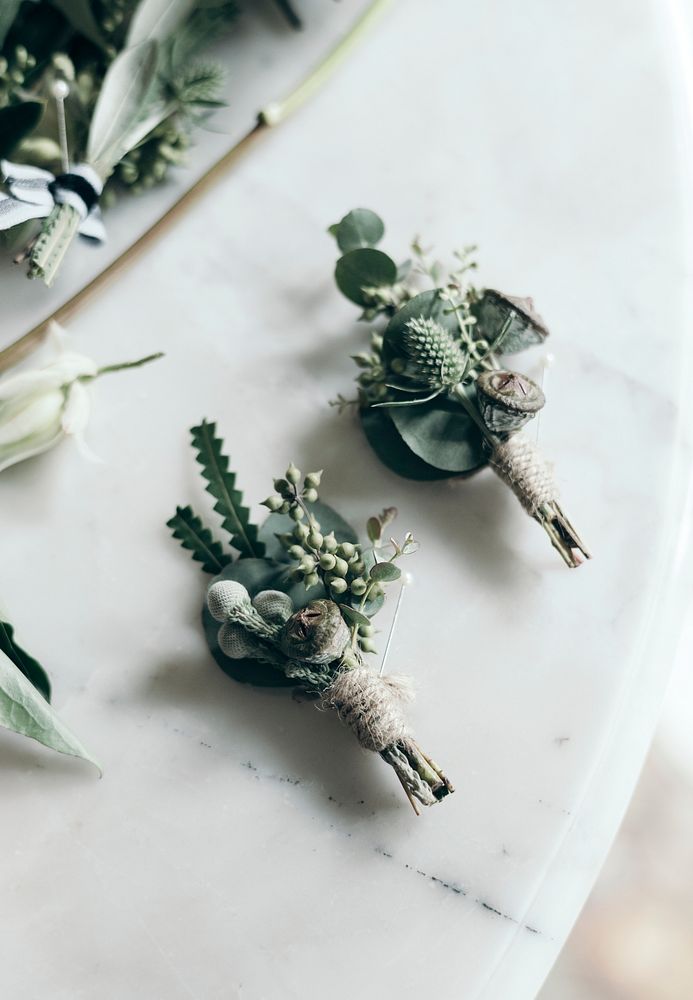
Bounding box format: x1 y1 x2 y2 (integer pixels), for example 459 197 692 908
0 160 106 241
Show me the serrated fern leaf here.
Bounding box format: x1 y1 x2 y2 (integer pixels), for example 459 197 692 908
190 421 265 559
167 505 231 574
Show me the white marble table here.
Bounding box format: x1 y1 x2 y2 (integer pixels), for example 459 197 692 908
1 2 691 998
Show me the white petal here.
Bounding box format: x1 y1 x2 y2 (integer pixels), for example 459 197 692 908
0 389 65 473
61 381 91 436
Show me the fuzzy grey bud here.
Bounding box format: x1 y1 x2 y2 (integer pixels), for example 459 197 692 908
207 580 251 621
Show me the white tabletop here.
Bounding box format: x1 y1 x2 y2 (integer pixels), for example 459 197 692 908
1 2 691 998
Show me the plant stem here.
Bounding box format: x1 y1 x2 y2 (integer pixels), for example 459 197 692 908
93 352 164 377
27 204 81 287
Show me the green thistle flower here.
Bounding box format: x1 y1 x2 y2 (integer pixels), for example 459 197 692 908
401 316 467 389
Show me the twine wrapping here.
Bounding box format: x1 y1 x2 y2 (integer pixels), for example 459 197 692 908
321 666 412 753
489 432 557 516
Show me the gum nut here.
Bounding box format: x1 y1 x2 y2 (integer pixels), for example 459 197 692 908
218 623 258 660
207 580 251 621
253 590 294 624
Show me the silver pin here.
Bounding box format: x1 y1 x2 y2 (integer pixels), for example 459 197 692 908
379 573 409 676
535 352 554 443
51 79 71 173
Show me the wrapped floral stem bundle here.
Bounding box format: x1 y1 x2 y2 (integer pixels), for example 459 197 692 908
169 420 453 812
328 209 590 568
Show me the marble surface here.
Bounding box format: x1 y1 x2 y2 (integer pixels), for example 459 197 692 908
0 1 691 998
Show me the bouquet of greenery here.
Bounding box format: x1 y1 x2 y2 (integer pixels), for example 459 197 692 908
328 208 590 568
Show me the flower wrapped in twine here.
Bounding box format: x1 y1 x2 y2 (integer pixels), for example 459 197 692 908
207 580 453 810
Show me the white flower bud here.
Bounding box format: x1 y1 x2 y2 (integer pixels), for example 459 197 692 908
252 590 294 625
218 623 259 660
207 580 251 621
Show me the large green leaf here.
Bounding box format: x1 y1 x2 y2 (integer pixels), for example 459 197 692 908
359 406 453 481
390 396 486 474
167 504 230 575
335 248 397 306
190 420 265 559
127 0 196 46
258 500 358 561
202 559 317 688
331 209 385 253
0 649 99 769
0 0 21 48
0 102 44 160
87 40 158 176
0 621 51 702
49 0 107 49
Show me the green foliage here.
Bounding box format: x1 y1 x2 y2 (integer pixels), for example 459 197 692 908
126 0 196 46
166 504 231 574
0 646 99 769
48 0 108 50
369 561 401 583
390 396 486 474
0 101 44 159
335 248 397 306
330 208 384 253
0 1 22 49
191 420 265 559
360 407 453 481
258 499 357 561
0 620 51 701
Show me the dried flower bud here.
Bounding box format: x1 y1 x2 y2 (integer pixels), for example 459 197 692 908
473 290 549 353
476 370 545 434
252 590 294 625
207 581 252 621
279 600 350 664
218 622 261 660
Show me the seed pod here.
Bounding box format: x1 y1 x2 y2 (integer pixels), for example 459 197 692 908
476 370 545 434
473 289 549 353
252 590 294 625
218 622 261 660
402 316 467 388
280 600 350 664
207 581 252 622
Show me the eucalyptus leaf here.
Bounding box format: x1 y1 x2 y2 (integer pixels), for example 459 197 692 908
0 621 51 701
390 395 486 474
87 40 158 176
127 0 197 46
360 406 453 481
0 0 21 48
202 558 316 688
258 500 358 561
369 561 401 583
335 248 397 306
0 102 44 160
49 0 107 49
338 605 371 628
332 208 385 253
0 649 99 770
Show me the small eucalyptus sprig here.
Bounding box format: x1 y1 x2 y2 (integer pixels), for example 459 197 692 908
328 208 590 569
169 420 453 813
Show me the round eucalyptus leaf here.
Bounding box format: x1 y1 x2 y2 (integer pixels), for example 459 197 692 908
360 406 454 481
335 249 398 305
258 500 358 561
339 605 371 628
369 562 401 583
333 208 385 253
390 396 487 473
202 558 319 688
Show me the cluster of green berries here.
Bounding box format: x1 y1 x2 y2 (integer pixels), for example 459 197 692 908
352 331 389 405
0 46 36 109
114 123 189 193
262 464 380 655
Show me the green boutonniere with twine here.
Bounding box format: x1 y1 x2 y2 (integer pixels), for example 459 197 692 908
168 419 453 813
328 208 590 569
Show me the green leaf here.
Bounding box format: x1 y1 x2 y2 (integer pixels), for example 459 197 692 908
49 0 107 49
382 288 456 365
191 420 265 559
360 406 453 481
0 102 44 160
0 649 99 770
0 621 51 702
87 40 158 176
366 516 381 544
335 248 397 306
258 500 358 561
332 209 385 253
202 558 315 688
271 0 302 29
127 0 197 46
369 562 401 583
390 395 486 474
338 605 371 628
167 505 230 575
0 0 21 48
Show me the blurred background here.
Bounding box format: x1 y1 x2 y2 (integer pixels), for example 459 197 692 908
541 607 693 999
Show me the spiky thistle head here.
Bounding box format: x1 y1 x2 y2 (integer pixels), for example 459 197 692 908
400 316 467 389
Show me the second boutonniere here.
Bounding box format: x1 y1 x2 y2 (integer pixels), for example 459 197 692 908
328 209 590 568
168 420 453 813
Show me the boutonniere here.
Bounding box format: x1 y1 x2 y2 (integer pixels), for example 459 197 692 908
169 420 453 813
328 209 590 568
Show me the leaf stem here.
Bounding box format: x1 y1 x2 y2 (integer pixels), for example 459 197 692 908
93 352 164 377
